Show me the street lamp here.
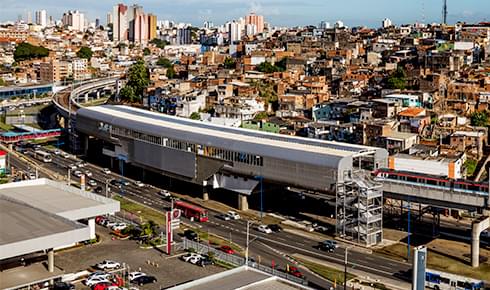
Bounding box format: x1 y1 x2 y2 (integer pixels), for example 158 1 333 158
254 175 264 220
245 220 259 266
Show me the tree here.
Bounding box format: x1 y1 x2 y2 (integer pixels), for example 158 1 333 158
150 38 169 49
223 57 236 69
0 78 4 86
166 66 176 79
126 60 149 97
76 46 93 60
14 42 49 62
119 85 138 102
143 47 151 56
256 61 283 73
190 112 200 120
275 58 287 71
386 67 407 90
470 111 489 127
156 57 172 68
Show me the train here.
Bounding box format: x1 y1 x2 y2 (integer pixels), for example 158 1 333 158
372 168 489 196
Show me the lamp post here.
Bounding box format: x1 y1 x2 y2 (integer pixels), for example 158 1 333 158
254 175 264 220
245 220 259 266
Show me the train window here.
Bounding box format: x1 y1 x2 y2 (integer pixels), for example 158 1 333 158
427 179 437 186
406 176 417 182
469 185 480 191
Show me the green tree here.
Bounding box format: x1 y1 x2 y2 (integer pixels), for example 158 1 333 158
190 112 200 120
470 111 489 127
223 57 236 69
119 85 138 102
156 57 172 68
386 67 407 90
76 46 93 60
275 58 287 71
126 60 149 97
14 42 49 61
256 61 283 73
254 111 268 120
166 66 176 79
150 38 169 49
0 78 5 86
143 47 151 56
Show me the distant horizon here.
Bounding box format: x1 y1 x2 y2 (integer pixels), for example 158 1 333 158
1 0 489 28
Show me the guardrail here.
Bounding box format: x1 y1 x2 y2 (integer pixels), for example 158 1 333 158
182 238 307 286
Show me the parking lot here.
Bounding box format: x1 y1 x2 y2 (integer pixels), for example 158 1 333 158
55 225 224 289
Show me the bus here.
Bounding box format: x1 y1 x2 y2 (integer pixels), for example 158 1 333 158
34 150 52 163
174 201 208 222
425 269 485 290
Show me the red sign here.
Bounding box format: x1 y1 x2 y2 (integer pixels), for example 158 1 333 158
166 211 172 255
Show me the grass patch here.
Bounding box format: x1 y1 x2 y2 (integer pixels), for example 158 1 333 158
113 195 166 226
83 97 109 107
188 227 244 253
376 243 490 281
214 259 236 270
6 104 48 116
0 121 14 131
295 257 355 284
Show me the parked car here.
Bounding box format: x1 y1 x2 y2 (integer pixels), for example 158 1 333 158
102 168 111 174
268 224 283 232
197 256 214 267
95 216 107 225
73 170 82 178
226 211 241 220
28 172 36 180
112 223 128 231
181 253 203 262
216 213 231 221
188 255 202 265
51 281 75 290
88 180 97 187
131 275 157 286
84 276 110 287
257 225 272 234
53 149 61 155
68 164 77 170
128 271 147 282
219 245 235 254
183 230 199 241
96 260 121 270
62 152 70 159
85 170 93 177
77 162 86 168
88 271 111 279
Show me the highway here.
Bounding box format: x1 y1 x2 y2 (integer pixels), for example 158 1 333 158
5 145 415 290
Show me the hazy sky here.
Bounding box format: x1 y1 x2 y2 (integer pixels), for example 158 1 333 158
1 0 489 27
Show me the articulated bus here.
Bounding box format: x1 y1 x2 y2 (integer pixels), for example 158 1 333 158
174 201 208 222
33 150 52 163
425 269 485 290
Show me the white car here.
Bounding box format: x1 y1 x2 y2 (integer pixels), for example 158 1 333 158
111 223 128 231
73 170 82 178
257 225 272 234
62 152 70 158
69 164 77 170
134 181 145 187
85 170 93 177
84 276 110 287
181 253 203 262
88 271 111 279
129 271 147 282
102 168 111 174
88 180 97 186
28 172 36 180
105 221 118 228
96 260 121 270
226 211 241 220
53 149 61 155
158 189 171 199
188 256 202 265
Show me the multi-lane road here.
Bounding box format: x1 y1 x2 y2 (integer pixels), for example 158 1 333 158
8 146 413 289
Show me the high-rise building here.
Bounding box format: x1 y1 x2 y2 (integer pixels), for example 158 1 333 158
245 24 257 36
147 14 157 41
62 10 85 31
128 5 147 44
176 28 191 45
113 4 128 42
245 13 264 34
382 18 392 28
27 11 32 24
319 21 330 29
228 21 242 43
35 10 47 27
106 12 113 25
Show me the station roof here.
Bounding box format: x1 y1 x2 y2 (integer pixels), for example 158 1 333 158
78 105 387 170
167 266 314 290
0 178 119 221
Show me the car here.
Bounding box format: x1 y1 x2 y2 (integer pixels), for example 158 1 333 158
134 181 145 187
77 162 86 168
53 149 61 155
219 245 235 254
226 211 241 220
62 152 70 158
112 223 128 231
181 253 203 262
94 186 104 193
88 271 111 279
131 275 157 286
216 213 231 221
157 189 172 200
188 255 202 265
85 170 93 177
268 224 283 232
96 260 121 270
110 179 122 187
102 168 111 174
28 172 36 180
95 216 107 225
73 170 82 178
317 241 335 252
121 180 130 186
128 271 147 282
285 266 304 278
84 276 110 287
88 180 97 186
257 224 272 234
322 240 338 249
183 229 199 241
68 164 77 170
197 256 214 267
105 221 118 228
51 281 75 290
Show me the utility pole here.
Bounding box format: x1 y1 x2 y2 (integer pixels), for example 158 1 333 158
245 221 250 265
105 179 109 198
344 247 348 290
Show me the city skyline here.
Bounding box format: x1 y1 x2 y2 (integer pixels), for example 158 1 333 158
1 0 490 27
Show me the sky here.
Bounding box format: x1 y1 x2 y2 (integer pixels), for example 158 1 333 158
1 0 490 28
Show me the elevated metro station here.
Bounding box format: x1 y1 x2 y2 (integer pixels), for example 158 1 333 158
76 105 388 246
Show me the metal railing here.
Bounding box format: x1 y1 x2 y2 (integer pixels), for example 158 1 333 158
182 238 307 286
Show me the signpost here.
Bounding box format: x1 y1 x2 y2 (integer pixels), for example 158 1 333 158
166 209 181 255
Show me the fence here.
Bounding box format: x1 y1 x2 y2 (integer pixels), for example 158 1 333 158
182 238 307 286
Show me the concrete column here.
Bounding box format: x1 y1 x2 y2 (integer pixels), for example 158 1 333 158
471 216 490 267
47 248 54 272
96 90 101 99
88 218 96 240
238 194 249 211
84 93 89 102
203 188 209 201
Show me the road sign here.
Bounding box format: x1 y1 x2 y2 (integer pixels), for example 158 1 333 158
171 209 180 230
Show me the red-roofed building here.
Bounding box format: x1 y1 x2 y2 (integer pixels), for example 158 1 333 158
398 108 430 134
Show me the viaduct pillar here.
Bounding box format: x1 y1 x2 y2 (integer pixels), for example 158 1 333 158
471 216 489 267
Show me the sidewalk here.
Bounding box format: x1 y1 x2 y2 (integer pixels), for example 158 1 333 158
293 254 411 290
